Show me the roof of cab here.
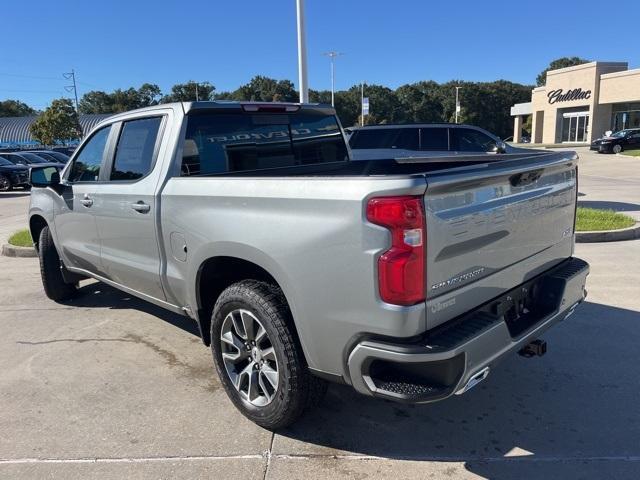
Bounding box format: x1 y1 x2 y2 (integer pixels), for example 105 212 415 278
183 101 335 115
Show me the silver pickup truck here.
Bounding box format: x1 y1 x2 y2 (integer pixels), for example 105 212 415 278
28 102 589 429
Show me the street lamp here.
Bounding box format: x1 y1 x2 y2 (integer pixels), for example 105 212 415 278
296 0 309 103
322 51 343 107
455 86 462 124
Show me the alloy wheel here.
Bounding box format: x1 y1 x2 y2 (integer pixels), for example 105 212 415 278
220 309 279 407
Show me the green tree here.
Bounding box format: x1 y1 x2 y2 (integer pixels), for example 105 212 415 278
230 76 297 102
137 83 162 106
162 81 215 102
78 91 113 114
0 99 37 117
30 99 82 146
395 81 443 123
536 57 590 86
79 83 162 114
522 115 533 135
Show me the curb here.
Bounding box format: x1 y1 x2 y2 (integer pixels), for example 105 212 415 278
576 223 640 243
1 244 37 258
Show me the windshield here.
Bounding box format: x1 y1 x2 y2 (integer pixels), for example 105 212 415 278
181 110 348 176
20 153 47 163
610 130 630 138
47 151 70 162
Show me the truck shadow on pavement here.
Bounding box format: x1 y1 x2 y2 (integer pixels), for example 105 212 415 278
61 280 201 338
0 191 31 199
578 200 640 212
278 301 640 479
57 284 640 479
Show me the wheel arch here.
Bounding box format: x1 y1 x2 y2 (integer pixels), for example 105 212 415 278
29 214 48 252
194 255 302 352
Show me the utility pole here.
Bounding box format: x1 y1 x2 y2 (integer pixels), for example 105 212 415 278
323 51 343 107
194 82 199 101
454 86 462 124
361 82 365 126
63 69 79 112
296 0 309 103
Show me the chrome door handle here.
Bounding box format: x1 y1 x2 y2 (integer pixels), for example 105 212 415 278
80 194 93 207
131 201 150 213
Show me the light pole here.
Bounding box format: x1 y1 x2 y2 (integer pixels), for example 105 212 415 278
323 51 343 107
454 86 462 124
361 81 365 126
296 0 309 103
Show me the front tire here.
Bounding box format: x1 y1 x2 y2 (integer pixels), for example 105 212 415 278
0 174 11 192
210 280 327 429
38 226 78 301
613 144 623 154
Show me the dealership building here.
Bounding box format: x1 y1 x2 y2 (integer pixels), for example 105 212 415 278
511 61 640 144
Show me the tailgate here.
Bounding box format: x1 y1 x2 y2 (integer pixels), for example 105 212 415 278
423 152 578 327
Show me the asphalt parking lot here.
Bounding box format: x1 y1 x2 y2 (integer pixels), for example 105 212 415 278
1 148 639 479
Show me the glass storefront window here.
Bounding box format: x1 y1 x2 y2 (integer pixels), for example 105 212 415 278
561 117 570 142
613 110 640 132
561 111 589 142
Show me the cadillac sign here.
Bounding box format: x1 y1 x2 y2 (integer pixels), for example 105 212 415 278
547 88 592 104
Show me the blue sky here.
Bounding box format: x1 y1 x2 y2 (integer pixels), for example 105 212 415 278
2 0 639 109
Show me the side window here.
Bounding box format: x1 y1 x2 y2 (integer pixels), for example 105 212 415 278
420 128 449 151
68 126 111 182
453 128 497 153
348 128 418 150
392 128 419 150
111 117 162 181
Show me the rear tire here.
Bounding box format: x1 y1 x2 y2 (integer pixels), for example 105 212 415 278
38 226 78 301
210 280 327 430
613 144 623 154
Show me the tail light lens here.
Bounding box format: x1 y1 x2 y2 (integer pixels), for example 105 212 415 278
366 196 426 306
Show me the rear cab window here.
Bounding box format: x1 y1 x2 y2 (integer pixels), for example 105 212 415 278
181 109 348 176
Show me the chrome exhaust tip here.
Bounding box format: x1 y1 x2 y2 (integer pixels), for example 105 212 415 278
455 366 490 395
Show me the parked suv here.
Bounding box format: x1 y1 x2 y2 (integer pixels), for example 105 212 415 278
348 124 526 160
590 128 640 153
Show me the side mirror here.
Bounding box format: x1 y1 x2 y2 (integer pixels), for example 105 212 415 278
490 141 507 154
30 165 60 188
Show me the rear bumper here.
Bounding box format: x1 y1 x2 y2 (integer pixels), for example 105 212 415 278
346 257 589 403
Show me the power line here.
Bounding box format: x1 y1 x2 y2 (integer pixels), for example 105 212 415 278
0 72 62 81
0 88 64 94
0 71 103 90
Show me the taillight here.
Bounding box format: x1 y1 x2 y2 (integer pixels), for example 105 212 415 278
366 196 425 306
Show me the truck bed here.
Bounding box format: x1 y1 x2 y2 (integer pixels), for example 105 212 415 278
198 151 566 178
